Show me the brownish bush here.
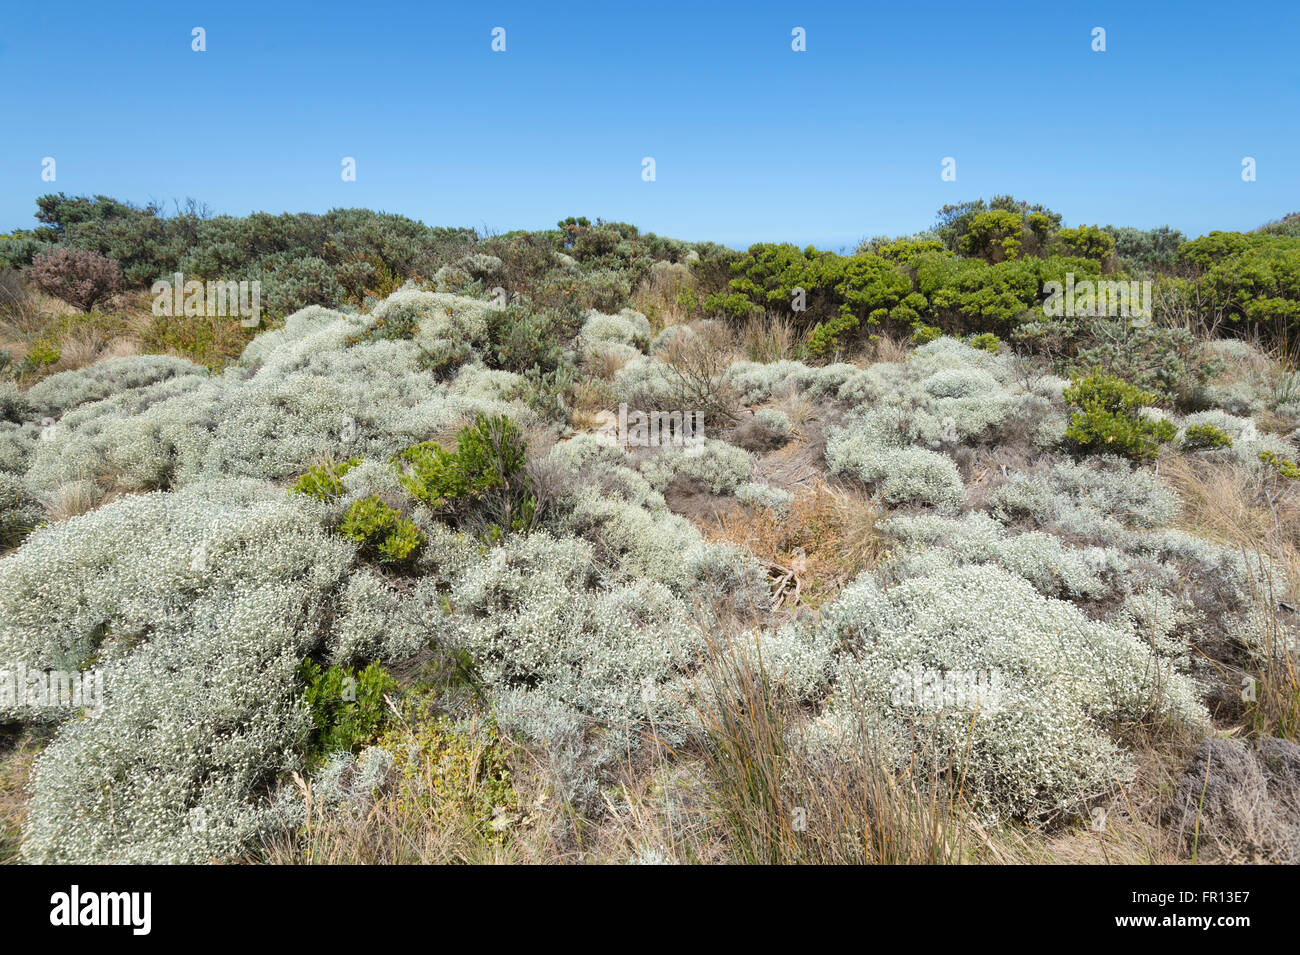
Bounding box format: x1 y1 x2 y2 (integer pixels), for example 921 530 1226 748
24 248 121 312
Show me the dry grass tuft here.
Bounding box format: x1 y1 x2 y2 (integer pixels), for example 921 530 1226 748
43 480 107 522
739 314 801 363
1161 453 1300 739
686 633 979 864
707 481 885 609
0 731 44 865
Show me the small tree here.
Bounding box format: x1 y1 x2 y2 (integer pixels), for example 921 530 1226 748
24 247 121 311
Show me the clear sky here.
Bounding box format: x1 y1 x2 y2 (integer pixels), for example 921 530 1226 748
1 0 1297 249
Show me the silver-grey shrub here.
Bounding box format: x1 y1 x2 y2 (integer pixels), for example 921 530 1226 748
815 563 1207 820
6 481 355 862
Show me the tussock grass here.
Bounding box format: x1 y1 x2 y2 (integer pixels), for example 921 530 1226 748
686 633 977 864
1162 453 1300 740
0 731 43 865
739 314 802 364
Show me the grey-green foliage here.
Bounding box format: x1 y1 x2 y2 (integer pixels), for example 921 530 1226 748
543 436 767 606
0 381 32 424
734 481 793 513
814 563 1208 820
16 293 536 497
881 512 1128 600
579 308 651 351
987 456 1179 538
444 531 702 735
0 472 44 549
637 438 752 494
824 337 1063 509
25 355 206 419
6 482 355 863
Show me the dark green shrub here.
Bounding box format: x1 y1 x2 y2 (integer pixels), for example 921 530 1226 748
1063 374 1177 461
339 496 425 565
256 254 345 318
484 304 569 375
398 414 536 537
807 311 859 356
1181 424 1233 452
291 458 361 500
298 659 398 764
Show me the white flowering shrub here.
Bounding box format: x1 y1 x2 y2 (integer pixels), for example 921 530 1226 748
430 263 473 293
553 485 764 604
638 438 752 494
545 434 662 509
725 360 818 403
816 564 1208 820
650 323 693 354
1115 588 1198 664
734 623 836 701
826 432 964 509
909 336 1013 381
25 355 207 418
455 252 504 281
0 421 39 474
448 363 527 403
988 456 1178 536
324 569 430 665
753 407 792 438
579 308 651 351
14 294 536 501
881 512 1127 600
807 362 860 399
0 472 44 549
4 482 356 862
735 481 793 513
612 356 683 407
921 366 1000 399
1200 381 1262 416
445 531 702 734
1180 409 1253 440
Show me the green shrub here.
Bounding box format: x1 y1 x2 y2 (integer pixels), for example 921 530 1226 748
377 710 517 839
968 332 1001 353
142 313 256 370
911 324 942 345
290 458 361 500
1181 423 1233 452
807 311 859 356
1055 224 1115 262
1259 449 1300 480
398 414 536 537
339 496 425 565
485 304 569 375
1063 374 1176 461
26 340 61 368
959 210 1024 262
299 659 398 765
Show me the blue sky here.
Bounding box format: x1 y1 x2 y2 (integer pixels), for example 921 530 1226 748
1 0 1297 249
